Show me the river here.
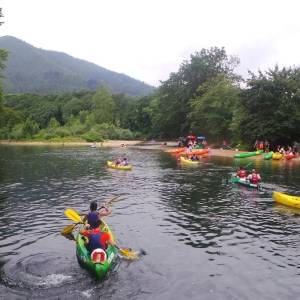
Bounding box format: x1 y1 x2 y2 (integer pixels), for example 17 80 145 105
0 145 299 299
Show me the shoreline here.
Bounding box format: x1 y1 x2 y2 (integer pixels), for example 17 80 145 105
0 140 144 148
0 140 299 161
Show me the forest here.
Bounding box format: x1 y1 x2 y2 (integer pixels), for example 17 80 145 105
0 46 300 148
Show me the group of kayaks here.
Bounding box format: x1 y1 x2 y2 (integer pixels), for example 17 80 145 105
168 148 209 165
74 147 298 280
234 150 297 160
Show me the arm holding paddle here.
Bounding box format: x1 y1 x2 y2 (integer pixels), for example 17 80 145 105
63 207 139 260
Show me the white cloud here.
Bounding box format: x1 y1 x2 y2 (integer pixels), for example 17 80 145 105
1 0 300 86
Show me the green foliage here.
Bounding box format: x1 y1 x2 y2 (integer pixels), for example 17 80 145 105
48 117 60 128
82 131 103 142
92 85 115 124
10 123 24 140
23 118 39 138
151 47 240 137
237 65 300 145
189 76 240 141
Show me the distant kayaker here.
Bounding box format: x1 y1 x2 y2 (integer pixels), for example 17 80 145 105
113 158 121 165
121 157 129 166
82 201 111 229
80 220 115 253
190 154 199 161
247 169 261 184
236 166 247 181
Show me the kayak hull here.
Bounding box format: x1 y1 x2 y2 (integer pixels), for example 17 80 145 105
263 151 273 160
272 191 300 209
186 149 209 156
76 221 118 280
234 150 263 158
168 148 185 154
285 153 296 160
180 156 200 165
107 161 132 170
230 177 259 189
272 152 283 160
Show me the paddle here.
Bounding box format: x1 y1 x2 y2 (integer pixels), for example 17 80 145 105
61 196 121 235
244 162 253 170
63 207 138 260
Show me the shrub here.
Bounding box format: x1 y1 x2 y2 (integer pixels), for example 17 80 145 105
82 131 103 142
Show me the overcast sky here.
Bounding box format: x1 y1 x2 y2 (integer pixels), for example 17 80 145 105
1 0 300 86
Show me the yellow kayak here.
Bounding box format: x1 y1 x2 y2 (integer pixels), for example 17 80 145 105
272 191 300 208
180 156 200 165
107 161 132 170
272 152 283 160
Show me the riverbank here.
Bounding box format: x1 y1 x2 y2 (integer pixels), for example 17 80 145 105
1 140 299 161
0 140 144 147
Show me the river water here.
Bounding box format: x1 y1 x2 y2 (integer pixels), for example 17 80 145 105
0 145 299 299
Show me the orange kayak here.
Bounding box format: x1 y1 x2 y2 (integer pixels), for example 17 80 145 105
186 149 209 156
168 148 185 154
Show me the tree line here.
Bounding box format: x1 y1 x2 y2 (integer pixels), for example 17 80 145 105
0 46 299 147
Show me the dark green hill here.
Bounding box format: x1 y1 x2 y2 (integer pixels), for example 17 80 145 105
0 36 154 96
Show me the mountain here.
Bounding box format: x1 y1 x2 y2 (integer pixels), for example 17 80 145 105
0 36 154 96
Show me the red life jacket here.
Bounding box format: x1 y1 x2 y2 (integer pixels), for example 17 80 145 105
250 174 258 184
238 170 246 178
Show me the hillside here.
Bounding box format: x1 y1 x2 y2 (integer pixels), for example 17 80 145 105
0 36 154 96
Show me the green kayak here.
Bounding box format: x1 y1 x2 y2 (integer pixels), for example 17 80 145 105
76 221 118 280
263 151 273 160
234 150 263 158
230 177 260 189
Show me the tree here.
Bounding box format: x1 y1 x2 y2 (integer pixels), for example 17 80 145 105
152 47 240 137
23 118 39 138
92 85 115 124
189 76 240 142
236 65 300 145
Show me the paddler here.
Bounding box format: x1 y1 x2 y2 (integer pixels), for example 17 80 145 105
82 201 111 229
247 169 261 184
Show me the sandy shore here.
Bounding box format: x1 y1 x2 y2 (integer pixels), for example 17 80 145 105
0 140 299 161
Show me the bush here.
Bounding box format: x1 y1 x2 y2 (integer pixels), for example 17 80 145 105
10 123 24 140
0 127 9 139
82 131 103 142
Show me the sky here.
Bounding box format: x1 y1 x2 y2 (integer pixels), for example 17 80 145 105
1 0 300 86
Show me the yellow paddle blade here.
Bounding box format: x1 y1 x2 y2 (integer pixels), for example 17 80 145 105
64 208 82 223
118 248 139 260
60 224 76 235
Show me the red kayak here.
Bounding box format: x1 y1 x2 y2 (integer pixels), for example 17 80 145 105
286 153 296 160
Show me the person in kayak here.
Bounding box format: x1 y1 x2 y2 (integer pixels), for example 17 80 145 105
82 201 111 229
247 169 261 184
120 157 129 166
236 166 247 181
80 220 115 253
190 154 199 161
113 158 121 165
